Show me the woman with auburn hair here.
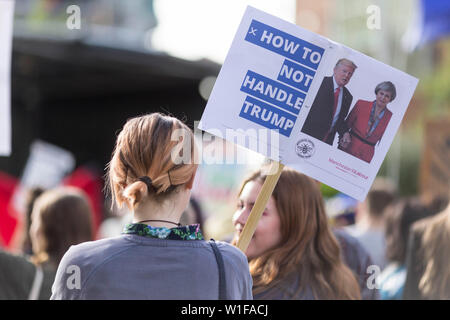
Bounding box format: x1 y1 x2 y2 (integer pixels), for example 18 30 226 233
51 113 252 300
232 166 360 299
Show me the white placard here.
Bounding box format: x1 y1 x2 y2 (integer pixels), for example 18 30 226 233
0 0 14 156
199 6 418 201
11 140 76 215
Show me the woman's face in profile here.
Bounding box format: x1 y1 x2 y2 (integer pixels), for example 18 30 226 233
232 181 282 260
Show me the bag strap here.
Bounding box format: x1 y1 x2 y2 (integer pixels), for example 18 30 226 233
28 265 44 300
209 239 227 300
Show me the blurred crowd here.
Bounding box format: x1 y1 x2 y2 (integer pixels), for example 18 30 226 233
0 113 449 300
1 0 449 302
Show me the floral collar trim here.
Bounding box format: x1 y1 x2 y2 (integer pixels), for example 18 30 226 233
122 223 204 241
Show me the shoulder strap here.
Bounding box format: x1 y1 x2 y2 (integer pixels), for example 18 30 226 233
209 239 227 300
28 265 44 300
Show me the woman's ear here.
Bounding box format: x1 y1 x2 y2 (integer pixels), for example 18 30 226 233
185 165 198 190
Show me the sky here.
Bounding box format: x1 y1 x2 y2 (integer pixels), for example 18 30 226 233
151 0 296 64
150 1 296 166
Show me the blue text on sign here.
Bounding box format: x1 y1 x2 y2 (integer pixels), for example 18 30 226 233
245 19 324 70
239 95 297 137
241 70 305 115
277 59 316 93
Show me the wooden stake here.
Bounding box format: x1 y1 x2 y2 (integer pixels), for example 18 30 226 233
236 161 285 253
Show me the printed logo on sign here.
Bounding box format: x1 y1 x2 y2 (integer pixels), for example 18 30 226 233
296 139 315 158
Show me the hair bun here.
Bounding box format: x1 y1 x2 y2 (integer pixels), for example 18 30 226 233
123 181 149 209
108 113 197 210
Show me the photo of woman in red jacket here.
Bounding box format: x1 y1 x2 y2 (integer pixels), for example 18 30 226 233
338 81 397 163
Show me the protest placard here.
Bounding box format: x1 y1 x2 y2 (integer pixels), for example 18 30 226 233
198 6 418 251
11 140 76 216
0 0 14 156
199 6 418 202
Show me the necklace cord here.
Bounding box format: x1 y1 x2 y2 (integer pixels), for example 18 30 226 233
137 219 181 227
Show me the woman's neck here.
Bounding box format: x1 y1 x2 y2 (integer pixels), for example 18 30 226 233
132 193 189 228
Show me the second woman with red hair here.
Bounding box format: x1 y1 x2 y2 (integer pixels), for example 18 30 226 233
232 166 361 299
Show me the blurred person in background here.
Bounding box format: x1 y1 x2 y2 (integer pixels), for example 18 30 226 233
320 190 378 298
0 248 54 300
0 187 93 299
332 212 356 228
30 187 93 270
179 196 205 229
377 198 436 299
333 229 379 300
403 193 450 299
232 166 360 299
30 187 93 298
345 177 397 271
51 113 252 299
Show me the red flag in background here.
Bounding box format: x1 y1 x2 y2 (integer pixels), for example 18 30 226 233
0 171 19 248
62 166 104 238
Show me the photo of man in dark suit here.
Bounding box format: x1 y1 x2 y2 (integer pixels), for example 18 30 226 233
301 58 357 145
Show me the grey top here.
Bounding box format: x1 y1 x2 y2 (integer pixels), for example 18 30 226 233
252 230 379 300
253 272 316 300
344 225 387 270
50 234 253 300
333 229 380 300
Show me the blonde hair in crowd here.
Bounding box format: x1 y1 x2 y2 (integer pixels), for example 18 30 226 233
418 201 450 299
107 113 197 210
234 167 360 300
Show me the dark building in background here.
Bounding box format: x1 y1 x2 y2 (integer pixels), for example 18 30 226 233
1 0 220 178
1 37 219 177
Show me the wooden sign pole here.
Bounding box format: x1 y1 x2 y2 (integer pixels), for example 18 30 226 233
236 161 285 253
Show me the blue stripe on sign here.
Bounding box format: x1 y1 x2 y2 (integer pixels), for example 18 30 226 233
240 70 306 115
239 95 297 137
277 59 316 93
245 19 324 70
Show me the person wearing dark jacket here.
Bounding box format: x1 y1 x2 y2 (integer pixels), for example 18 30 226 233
0 249 54 300
301 58 356 145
